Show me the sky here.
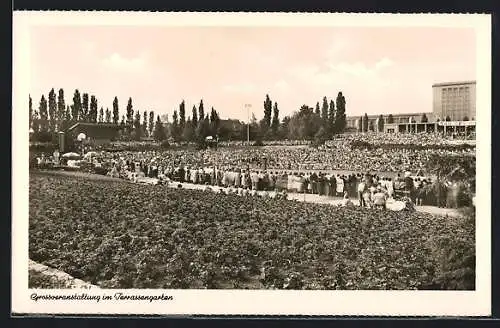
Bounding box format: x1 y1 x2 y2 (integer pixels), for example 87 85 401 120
29 26 476 122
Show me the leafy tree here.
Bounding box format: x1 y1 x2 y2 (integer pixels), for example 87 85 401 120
38 95 48 132
334 92 346 133
142 111 148 136
279 116 291 139
287 105 321 140
112 96 119 124
149 111 155 136
72 89 82 122
153 115 166 141
378 114 385 132
29 95 33 129
209 107 220 137
362 113 369 132
89 95 98 123
421 113 429 123
99 107 104 123
120 115 126 128
57 89 65 130
133 110 142 140
179 101 186 133
126 98 134 131
271 102 280 137
48 88 57 132
172 110 180 141
195 114 210 142
105 108 111 123
198 100 204 127
82 93 89 122
183 117 194 142
387 114 394 124
314 125 328 144
192 105 198 128
315 102 320 115
445 116 451 122
63 105 71 130
328 99 335 135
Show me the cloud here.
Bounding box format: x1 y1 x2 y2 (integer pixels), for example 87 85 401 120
375 57 394 70
329 62 374 78
274 79 289 91
222 83 256 94
101 52 148 72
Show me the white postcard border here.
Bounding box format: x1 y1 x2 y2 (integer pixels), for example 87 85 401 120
12 12 492 316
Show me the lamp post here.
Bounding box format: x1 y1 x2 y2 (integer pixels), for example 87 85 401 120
245 103 252 144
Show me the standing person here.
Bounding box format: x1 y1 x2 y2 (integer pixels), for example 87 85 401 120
386 178 395 199
251 170 259 191
446 180 459 209
357 178 367 207
336 175 344 197
318 173 325 196
311 172 318 194
404 172 414 202
329 174 336 197
269 171 276 191
373 186 387 210
234 169 241 188
241 169 247 189
210 167 216 186
324 174 330 196
414 178 422 206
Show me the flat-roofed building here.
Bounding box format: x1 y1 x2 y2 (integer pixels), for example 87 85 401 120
432 80 476 121
346 112 435 132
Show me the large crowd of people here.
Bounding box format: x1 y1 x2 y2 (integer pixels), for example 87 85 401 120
93 133 475 174
31 132 475 210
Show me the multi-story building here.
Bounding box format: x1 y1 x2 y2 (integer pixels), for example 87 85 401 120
344 80 476 135
432 80 476 121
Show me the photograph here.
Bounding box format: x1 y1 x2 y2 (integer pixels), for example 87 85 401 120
12 12 491 316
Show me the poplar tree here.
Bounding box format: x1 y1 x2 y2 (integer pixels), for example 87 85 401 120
39 95 48 133
149 111 154 136
57 88 65 130
271 102 280 136
48 88 57 131
113 97 119 124
105 108 111 123
82 93 89 122
72 89 82 122
335 92 346 134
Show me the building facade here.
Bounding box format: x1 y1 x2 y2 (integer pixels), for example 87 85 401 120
346 112 435 132
432 80 476 121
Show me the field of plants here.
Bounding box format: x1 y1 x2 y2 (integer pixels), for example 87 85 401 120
29 171 475 290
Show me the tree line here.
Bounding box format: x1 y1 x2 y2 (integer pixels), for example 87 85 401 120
29 88 162 142
29 88 348 143
226 92 347 142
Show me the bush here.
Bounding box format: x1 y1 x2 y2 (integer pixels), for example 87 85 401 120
30 142 57 153
161 141 170 149
253 140 264 147
32 131 54 143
